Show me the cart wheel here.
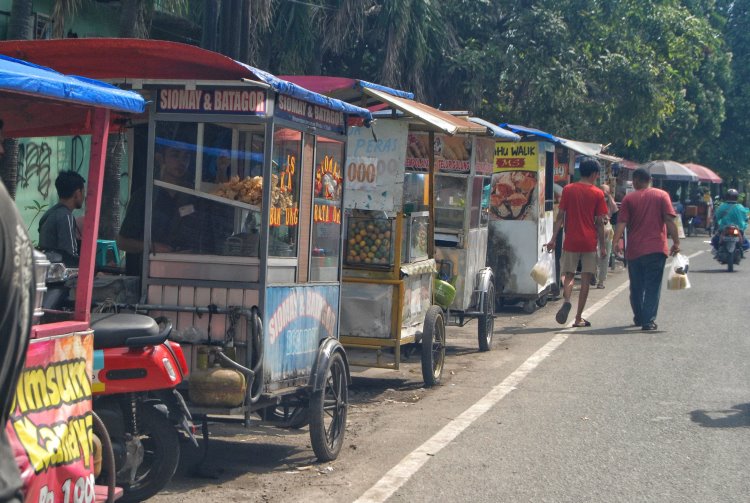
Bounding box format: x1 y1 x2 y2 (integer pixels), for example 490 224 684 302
478 284 495 352
310 351 348 461
523 299 536 314
536 293 548 308
421 306 446 386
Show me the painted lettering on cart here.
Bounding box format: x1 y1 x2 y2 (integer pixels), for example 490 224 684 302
158 89 266 114
276 95 345 132
11 413 93 474
11 359 91 415
37 474 97 503
314 204 341 224
267 289 337 344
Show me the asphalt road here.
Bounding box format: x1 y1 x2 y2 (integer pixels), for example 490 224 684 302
154 236 750 502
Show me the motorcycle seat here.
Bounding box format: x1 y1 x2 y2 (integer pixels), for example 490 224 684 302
91 313 165 349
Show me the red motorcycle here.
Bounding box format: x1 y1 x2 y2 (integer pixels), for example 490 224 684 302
42 255 195 501
91 312 195 502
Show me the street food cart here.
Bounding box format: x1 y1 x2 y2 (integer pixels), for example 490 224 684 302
424 118 520 351
4 39 373 463
283 77 501 383
0 53 146 502
489 125 557 313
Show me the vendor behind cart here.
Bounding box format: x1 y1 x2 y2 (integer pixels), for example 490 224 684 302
118 123 205 274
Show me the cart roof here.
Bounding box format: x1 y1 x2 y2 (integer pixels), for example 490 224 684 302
0 54 145 137
281 75 486 136
500 123 621 162
0 39 371 121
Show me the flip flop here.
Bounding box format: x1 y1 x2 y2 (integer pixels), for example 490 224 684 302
572 318 591 327
555 301 572 324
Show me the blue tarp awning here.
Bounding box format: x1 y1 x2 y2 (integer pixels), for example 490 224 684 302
0 54 145 113
499 123 560 143
242 65 372 122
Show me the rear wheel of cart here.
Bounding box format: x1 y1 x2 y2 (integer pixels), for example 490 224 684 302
523 299 537 314
478 284 495 352
421 306 446 386
310 352 348 461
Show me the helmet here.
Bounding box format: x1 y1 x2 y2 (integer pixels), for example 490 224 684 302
727 189 739 200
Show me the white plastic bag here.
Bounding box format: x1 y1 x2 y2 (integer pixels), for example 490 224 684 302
667 253 691 290
530 248 555 286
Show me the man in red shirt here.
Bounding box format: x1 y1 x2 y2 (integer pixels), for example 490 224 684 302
547 157 608 327
613 168 680 331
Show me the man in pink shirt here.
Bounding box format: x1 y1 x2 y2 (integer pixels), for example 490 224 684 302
613 168 680 331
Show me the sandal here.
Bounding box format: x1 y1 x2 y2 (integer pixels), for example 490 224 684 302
572 318 591 327
555 301 572 324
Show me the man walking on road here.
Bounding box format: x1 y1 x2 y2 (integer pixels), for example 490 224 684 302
613 168 680 331
547 157 608 327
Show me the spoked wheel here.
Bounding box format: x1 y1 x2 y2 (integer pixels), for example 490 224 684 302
310 352 348 461
478 284 495 352
119 404 180 503
421 306 446 386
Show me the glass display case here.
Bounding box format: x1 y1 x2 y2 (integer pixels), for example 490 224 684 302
344 212 396 269
435 174 468 233
403 172 429 213
402 212 430 264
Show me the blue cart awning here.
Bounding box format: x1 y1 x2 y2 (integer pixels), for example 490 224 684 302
0 55 145 113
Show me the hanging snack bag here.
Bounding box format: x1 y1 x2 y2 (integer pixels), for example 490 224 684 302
667 253 691 290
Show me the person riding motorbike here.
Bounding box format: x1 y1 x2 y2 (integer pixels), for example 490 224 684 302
711 189 750 251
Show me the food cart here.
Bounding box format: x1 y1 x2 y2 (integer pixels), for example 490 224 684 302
424 117 520 351
489 125 557 313
0 53 146 502
283 78 504 383
4 39 373 463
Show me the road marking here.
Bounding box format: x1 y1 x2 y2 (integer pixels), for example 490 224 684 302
355 281 627 503
354 251 705 503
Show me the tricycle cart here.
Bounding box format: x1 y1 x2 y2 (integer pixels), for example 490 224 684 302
5 39 372 463
0 52 145 502
488 127 557 313
429 122 520 351
284 78 501 384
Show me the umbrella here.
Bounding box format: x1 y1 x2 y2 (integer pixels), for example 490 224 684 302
683 163 722 184
640 160 699 182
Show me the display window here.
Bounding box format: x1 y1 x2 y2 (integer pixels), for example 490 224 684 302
470 176 491 228
435 174 467 232
125 121 266 259
403 172 429 213
270 127 302 257
310 137 344 281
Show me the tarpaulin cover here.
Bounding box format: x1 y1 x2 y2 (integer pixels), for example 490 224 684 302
683 163 722 184
499 123 560 143
0 39 370 121
0 55 145 112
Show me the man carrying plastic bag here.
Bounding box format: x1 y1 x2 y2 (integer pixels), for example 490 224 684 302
613 168 681 331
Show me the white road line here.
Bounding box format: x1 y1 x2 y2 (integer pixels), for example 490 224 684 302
355 281 627 503
354 251 705 503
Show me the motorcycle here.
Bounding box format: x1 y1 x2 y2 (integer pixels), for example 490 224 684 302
41 253 195 501
713 225 744 272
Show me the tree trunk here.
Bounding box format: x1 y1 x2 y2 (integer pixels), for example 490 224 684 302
8 0 33 40
119 0 143 38
202 0 220 52
99 134 124 240
4 0 35 199
0 139 19 199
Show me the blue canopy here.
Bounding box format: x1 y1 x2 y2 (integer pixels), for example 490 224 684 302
499 123 560 143
0 54 145 113
356 80 414 100
243 64 373 122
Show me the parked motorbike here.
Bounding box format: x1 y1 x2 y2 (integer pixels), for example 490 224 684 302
41 253 195 502
713 225 744 272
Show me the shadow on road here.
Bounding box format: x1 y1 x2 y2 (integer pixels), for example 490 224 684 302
690 403 750 428
688 268 739 274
